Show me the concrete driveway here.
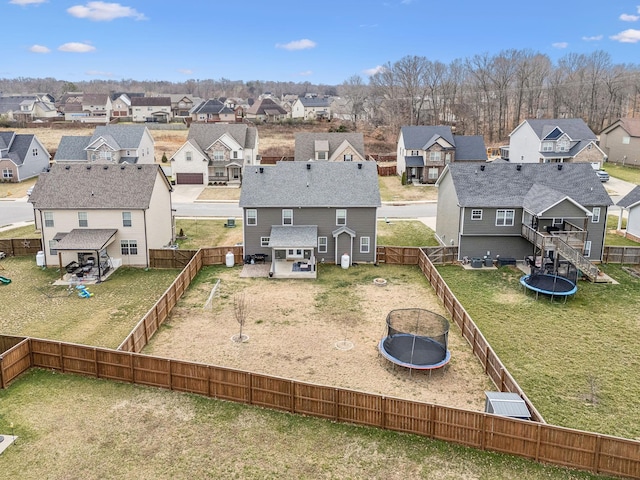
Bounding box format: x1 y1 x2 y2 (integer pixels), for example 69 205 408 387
605 176 636 203
171 185 205 203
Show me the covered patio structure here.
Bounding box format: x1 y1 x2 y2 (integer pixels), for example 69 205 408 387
52 228 119 284
267 225 317 279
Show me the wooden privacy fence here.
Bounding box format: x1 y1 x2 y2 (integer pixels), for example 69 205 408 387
603 246 640 264
1 335 640 479
0 238 42 257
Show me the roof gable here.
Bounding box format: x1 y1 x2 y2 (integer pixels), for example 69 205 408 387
328 139 366 162
399 126 455 150
188 123 256 150
294 132 365 161
516 118 596 141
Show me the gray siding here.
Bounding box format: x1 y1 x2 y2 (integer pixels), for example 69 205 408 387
460 235 533 261
19 137 49 181
244 206 377 263
462 207 523 236
585 207 607 260
543 201 588 219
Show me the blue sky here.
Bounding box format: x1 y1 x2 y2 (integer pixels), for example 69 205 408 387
2 0 640 85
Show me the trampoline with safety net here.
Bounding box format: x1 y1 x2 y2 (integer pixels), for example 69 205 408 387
378 308 451 372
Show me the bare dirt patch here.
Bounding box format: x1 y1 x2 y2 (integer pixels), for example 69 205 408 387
145 265 493 411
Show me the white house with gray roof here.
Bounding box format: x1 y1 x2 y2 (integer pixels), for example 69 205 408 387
170 123 259 185
397 126 487 183
616 185 640 242
239 161 380 278
294 132 366 162
436 162 613 280
29 163 173 276
505 118 606 166
291 97 331 120
0 131 50 182
53 125 155 164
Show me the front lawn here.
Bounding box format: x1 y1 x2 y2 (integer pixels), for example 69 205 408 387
378 175 438 202
377 219 439 246
601 163 640 184
0 256 179 348
438 263 640 439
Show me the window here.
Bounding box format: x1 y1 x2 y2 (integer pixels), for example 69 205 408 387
122 212 132 227
185 151 192 161
214 167 225 177
428 151 441 162
592 207 601 223
78 212 88 227
44 212 54 228
542 141 553 152
246 209 257 226
287 248 303 258
32 148 38 156
261 236 270 247
583 240 592 258
318 236 328 253
445 153 451 164
282 209 293 225
552 218 563 226
360 236 370 254
316 151 327 160
344 154 353 161
49 239 58 256
233 151 238 159
213 150 225 161
410 150 419 156
496 209 515 226
623 136 631 145
336 209 347 226
471 209 483 220
2 168 13 179
428 168 439 180
100 151 112 162
121 240 138 255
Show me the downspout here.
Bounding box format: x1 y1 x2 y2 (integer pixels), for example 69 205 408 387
37 207 46 266
143 209 149 268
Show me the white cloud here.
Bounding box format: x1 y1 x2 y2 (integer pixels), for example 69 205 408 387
297 70 313 76
29 44 50 53
582 35 603 41
9 0 46 5
552 42 569 49
58 42 96 53
67 1 146 21
275 39 316 51
611 29 640 43
363 65 386 76
178 69 193 75
86 70 113 77
620 13 640 21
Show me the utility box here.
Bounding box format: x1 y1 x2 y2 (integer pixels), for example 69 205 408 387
485 392 531 420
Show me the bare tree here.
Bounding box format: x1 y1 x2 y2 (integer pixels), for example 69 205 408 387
338 75 369 125
233 293 250 343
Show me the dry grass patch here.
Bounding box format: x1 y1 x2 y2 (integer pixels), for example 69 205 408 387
378 176 438 202
195 186 241 201
145 264 494 410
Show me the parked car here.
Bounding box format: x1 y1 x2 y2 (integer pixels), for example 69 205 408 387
595 170 609 182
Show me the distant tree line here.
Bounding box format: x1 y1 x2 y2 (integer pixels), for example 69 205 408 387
1 49 639 142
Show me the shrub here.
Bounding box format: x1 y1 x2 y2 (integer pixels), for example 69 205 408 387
401 171 407 185
161 153 168 163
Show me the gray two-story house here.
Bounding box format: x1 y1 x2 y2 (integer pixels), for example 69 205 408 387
436 162 612 280
239 161 381 278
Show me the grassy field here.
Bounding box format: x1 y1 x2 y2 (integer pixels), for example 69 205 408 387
0 369 613 480
437 263 640 439
0 223 40 239
0 177 36 199
377 219 439 246
602 163 640 184
378 175 438 202
175 218 243 249
0 256 179 348
605 214 640 246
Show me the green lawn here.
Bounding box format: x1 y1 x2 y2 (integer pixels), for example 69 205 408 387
602 163 640 184
606 214 640 246
0 369 612 480
0 223 40 239
437 263 640 439
377 219 439 246
0 256 179 348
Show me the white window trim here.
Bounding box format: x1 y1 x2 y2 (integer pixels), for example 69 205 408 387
591 207 601 223
260 236 270 247
44 212 54 228
496 209 515 227
360 236 370 254
318 236 328 254
583 240 592 258
552 218 563 226
471 209 483 220
78 212 88 228
122 211 132 227
336 209 347 226
282 209 293 225
246 209 257 226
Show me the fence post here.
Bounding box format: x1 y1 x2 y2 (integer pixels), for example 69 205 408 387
592 435 602 474
0 355 5 389
380 397 386 429
535 423 541 461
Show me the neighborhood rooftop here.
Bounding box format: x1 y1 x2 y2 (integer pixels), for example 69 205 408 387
443 162 613 208
239 161 381 208
28 163 169 210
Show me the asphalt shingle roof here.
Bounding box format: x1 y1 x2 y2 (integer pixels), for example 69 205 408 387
90 125 150 149
294 132 365 161
443 162 612 209
519 118 596 141
617 185 640 208
269 225 318 247
54 135 92 161
239 161 381 208
187 123 257 150
453 135 488 161
400 126 455 150
29 163 169 210
55 229 118 250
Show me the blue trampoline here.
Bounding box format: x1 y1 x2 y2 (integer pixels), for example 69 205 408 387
520 273 577 302
379 309 451 371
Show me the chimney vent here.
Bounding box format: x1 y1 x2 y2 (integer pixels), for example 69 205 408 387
557 164 563 170
480 164 485 171
259 167 264 173
306 163 311 170
358 163 362 169
516 164 522 171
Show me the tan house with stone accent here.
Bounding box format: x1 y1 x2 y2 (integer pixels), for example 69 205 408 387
294 132 366 162
506 118 606 166
599 118 640 167
28 163 174 275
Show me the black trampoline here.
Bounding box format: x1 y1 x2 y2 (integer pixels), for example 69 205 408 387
520 273 577 301
378 308 451 371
